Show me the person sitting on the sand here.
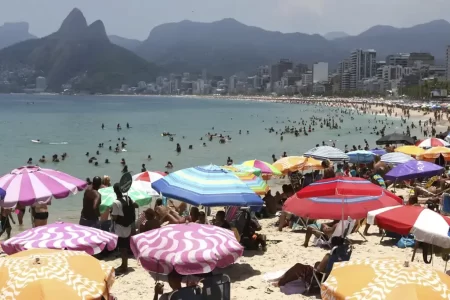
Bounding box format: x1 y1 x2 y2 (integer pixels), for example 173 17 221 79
303 220 340 247
214 210 231 230
273 237 345 288
139 208 160 233
196 211 208 224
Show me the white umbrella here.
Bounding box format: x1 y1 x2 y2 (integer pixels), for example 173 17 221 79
380 152 414 165
304 146 349 162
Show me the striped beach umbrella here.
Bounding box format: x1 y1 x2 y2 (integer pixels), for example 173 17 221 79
346 150 375 164
415 138 449 148
151 165 263 207
241 160 282 176
99 182 153 213
304 146 349 162
2 221 118 255
132 171 166 182
0 166 87 208
380 152 415 165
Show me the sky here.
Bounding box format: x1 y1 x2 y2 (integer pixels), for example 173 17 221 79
1 0 449 40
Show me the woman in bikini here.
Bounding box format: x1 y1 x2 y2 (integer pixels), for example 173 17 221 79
31 202 49 227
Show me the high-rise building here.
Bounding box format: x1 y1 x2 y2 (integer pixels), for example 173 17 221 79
270 59 293 91
446 46 450 81
350 49 377 89
386 53 410 67
229 75 237 94
408 53 434 67
294 63 309 75
256 65 269 77
301 71 313 85
312 62 329 83
35 76 47 92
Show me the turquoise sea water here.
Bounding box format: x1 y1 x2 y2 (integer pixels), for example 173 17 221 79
0 94 405 230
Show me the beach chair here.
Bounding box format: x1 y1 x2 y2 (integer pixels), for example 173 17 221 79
168 286 203 300
306 243 352 294
441 193 450 216
201 274 231 300
313 218 356 248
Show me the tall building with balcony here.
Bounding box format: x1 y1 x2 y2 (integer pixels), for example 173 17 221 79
386 53 410 67
270 59 293 91
350 49 377 89
408 53 434 67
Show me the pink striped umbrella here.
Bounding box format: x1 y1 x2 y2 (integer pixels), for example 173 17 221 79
1 221 118 255
131 223 243 275
0 166 87 208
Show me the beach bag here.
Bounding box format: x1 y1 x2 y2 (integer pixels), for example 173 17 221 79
396 237 415 248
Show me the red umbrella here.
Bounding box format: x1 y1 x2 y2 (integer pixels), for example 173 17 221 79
283 177 403 220
367 205 450 248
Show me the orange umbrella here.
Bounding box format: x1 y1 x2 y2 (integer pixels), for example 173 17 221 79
0 248 115 300
417 146 450 161
273 156 307 174
298 157 330 171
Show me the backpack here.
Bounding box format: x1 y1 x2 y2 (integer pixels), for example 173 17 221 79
115 196 135 227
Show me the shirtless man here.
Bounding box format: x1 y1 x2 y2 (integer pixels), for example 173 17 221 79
79 176 101 228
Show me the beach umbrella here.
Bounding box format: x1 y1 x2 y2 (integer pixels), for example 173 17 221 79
220 166 268 195
346 150 375 164
417 146 450 160
0 166 87 208
283 177 402 220
394 145 425 157
298 157 330 171
272 156 307 174
221 164 262 176
376 132 415 145
132 171 166 182
380 152 414 165
384 160 444 181
99 182 153 213
241 160 282 176
151 164 263 207
0 188 5 200
304 146 349 162
370 148 387 156
415 137 450 148
2 221 118 255
321 258 450 300
0 248 115 300
130 223 243 275
367 206 450 248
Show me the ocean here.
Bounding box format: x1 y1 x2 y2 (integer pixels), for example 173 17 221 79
0 94 405 231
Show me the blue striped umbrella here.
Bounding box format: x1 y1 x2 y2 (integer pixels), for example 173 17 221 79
347 150 375 164
151 165 263 207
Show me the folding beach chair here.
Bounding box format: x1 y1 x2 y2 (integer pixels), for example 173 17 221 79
441 193 450 216
201 274 231 300
313 218 356 248
168 286 203 300
306 243 352 294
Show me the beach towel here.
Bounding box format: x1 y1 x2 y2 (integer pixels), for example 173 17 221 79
280 279 306 295
262 269 289 282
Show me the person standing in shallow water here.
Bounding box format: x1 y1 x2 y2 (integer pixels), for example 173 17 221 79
79 176 102 228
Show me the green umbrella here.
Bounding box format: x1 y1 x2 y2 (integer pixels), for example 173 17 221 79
98 182 153 213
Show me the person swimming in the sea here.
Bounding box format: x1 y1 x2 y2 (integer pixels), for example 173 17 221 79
126 122 130 129
166 161 173 169
147 155 152 160
121 158 126 165
117 123 121 131
176 143 181 153
101 123 104 130
39 156 46 163
122 164 128 173
85 152 89 156
203 143 207 147
188 145 193 149
27 158 33 164
105 159 110 164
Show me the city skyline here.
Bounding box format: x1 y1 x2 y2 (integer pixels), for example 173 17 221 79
1 0 450 40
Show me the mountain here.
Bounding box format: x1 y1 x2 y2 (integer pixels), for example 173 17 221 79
333 19 450 61
135 18 345 75
0 22 36 50
0 8 158 92
108 35 142 51
323 31 349 40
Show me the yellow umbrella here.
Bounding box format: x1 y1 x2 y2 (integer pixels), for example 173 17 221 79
321 258 450 300
0 248 115 300
418 146 450 161
394 145 425 157
298 157 330 171
273 156 307 174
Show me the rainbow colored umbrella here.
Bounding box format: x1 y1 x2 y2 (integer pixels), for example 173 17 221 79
222 164 261 176
241 160 282 176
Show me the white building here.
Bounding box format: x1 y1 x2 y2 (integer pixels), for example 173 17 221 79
312 62 329 83
301 71 313 85
350 49 377 89
35 76 47 92
137 81 147 89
